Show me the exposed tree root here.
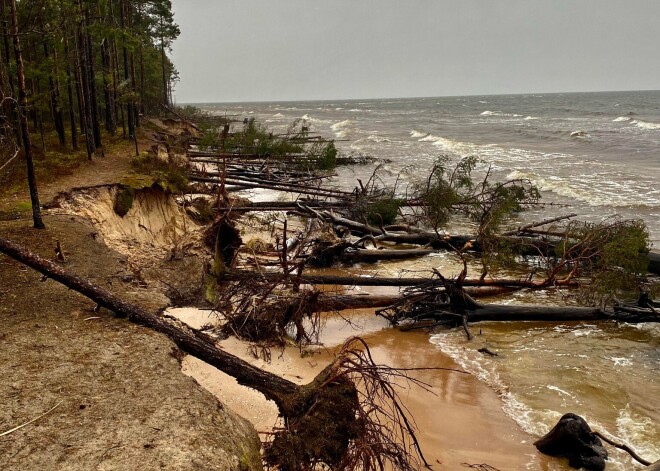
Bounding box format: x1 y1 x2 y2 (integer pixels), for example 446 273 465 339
0 236 439 471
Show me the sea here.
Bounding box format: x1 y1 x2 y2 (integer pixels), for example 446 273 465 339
197 91 659 469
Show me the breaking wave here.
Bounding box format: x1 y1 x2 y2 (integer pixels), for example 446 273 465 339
481 110 523 118
632 119 660 130
366 134 391 143
613 116 631 122
506 169 660 208
410 130 428 138
330 119 354 139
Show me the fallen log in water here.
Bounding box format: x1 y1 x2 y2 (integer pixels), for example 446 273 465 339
224 269 576 289
317 294 401 310
377 281 659 328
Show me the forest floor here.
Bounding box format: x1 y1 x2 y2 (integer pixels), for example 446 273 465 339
0 126 263 470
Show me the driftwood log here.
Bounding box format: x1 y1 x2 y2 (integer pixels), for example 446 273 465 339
534 413 608 470
535 413 654 469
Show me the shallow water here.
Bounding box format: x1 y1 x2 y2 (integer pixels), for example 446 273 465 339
198 92 660 468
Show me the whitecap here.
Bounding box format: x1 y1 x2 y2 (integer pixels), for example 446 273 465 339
273 113 284 118
366 134 391 143
613 116 631 122
330 119 353 139
410 130 429 139
481 110 497 116
570 130 589 137
524 116 539 120
418 134 440 142
632 119 660 130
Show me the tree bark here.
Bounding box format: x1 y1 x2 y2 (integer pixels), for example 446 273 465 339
9 0 45 229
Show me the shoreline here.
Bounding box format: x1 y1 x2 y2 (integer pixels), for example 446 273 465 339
174 307 568 470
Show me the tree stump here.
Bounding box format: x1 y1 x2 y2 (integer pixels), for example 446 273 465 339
534 413 607 470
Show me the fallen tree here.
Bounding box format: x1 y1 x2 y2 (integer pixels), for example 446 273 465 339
0 236 440 471
376 276 658 338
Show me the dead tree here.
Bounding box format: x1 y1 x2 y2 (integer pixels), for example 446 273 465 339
376 275 658 337
0 236 434 471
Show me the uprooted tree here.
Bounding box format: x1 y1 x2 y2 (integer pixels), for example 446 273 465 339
0 236 457 471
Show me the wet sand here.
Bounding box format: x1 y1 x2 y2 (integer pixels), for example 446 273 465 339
172 307 569 470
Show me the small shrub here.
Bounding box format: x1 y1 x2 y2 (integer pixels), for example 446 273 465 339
366 197 403 226
113 186 135 217
130 152 189 193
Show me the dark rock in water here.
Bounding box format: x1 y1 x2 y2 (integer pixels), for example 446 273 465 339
534 413 608 470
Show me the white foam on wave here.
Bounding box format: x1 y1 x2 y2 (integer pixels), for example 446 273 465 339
301 114 311 120
410 130 428 138
615 404 660 463
366 134 391 143
506 169 660 208
570 130 589 137
524 116 539 120
330 119 353 139
613 116 631 122
481 110 524 118
632 119 660 130
273 113 284 118
608 356 633 367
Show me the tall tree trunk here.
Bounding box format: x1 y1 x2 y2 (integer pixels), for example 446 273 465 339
130 52 139 129
63 31 78 150
44 41 66 146
160 30 168 107
84 8 101 149
73 43 86 137
120 0 134 140
101 38 116 134
111 37 125 138
76 14 95 160
139 41 146 114
9 0 45 229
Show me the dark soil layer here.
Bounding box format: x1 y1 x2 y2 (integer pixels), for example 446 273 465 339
0 214 262 470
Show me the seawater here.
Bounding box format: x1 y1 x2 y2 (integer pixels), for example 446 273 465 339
198 91 659 468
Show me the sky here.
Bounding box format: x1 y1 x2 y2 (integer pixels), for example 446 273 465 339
171 0 660 103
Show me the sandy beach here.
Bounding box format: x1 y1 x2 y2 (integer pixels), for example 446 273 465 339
173 307 569 470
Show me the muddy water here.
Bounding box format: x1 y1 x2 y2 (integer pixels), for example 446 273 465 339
170 307 564 470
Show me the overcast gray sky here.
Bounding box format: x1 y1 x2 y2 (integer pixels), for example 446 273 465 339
171 0 660 103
